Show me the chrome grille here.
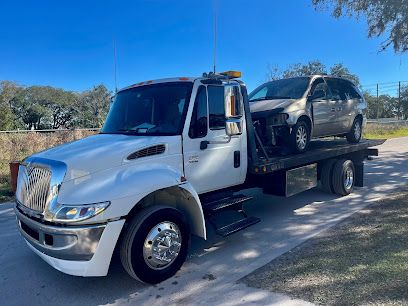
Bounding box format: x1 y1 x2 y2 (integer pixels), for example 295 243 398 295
17 165 51 212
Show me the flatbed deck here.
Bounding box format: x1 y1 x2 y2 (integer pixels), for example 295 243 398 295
251 139 385 174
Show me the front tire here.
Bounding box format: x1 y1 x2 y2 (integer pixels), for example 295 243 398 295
346 118 362 143
289 120 311 153
120 205 190 284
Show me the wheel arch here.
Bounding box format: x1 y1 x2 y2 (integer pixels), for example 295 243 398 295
297 115 313 134
125 183 206 240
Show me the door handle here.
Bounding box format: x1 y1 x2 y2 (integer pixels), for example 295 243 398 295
331 108 336 112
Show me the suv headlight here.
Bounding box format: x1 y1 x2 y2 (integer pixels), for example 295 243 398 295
51 201 110 223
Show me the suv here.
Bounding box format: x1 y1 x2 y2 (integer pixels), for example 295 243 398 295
249 75 367 153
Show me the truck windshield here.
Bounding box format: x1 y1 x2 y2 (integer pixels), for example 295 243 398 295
249 77 311 102
101 82 193 136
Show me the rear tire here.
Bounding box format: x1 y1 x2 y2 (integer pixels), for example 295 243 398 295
120 205 190 284
346 118 362 143
289 120 311 154
332 159 355 196
320 159 336 194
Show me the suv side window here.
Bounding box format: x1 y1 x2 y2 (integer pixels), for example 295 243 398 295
310 78 330 99
325 78 346 100
189 85 208 138
341 80 362 99
207 85 226 130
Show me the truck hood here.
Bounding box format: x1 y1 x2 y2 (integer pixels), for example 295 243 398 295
250 99 296 113
32 134 180 181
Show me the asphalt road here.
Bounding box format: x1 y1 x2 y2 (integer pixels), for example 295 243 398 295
1 137 407 306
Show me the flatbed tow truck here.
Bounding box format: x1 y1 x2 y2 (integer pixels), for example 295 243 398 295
15 71 382 283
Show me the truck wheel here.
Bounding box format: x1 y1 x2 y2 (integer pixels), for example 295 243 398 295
320 159 336 193
120 205 190 284
332 159 355 196
346 118 362 143
289 120 311 153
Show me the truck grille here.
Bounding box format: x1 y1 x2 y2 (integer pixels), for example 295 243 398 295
17 165 52 213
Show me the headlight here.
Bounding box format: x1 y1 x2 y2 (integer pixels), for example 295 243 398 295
52 201 110 223
267 113 289 125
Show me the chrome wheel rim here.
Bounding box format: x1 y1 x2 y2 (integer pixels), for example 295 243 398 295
354 122 361 140
143 221 182 270
344 168 354 190
296 126 307 150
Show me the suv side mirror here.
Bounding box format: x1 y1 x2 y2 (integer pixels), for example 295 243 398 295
226 118 243 136
309 89 326 101
224 84 243 118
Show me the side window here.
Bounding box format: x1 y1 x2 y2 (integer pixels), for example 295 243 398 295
342 80 362 99
189 86 208 138
208 86 226 130
325 78 346 100
310 78 329 99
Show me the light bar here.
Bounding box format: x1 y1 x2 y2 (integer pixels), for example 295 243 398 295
220 71 242 78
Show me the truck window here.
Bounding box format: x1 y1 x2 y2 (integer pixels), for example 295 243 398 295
189 86 208 138
208 85 225 130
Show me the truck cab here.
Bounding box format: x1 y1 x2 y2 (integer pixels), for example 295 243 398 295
14 72 379 284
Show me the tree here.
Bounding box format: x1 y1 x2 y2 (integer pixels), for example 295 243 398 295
312 0 408 53
266 60 360 86
283 60 327 78
75 85 111 128
0 81 20 129
330 63 360 86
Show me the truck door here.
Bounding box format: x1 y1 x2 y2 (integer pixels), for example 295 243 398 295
182 83 247 194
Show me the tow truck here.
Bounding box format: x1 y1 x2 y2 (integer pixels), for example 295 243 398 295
15 71 381 284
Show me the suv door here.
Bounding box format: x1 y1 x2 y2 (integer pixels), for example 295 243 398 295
324 78 351 133
337 79 362 132
183 84 245 194
309 78 337 136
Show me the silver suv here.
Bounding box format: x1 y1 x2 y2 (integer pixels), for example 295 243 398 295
249 75 367 153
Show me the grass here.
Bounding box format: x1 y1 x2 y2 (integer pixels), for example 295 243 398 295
240 192 408 306
0 130 97 203
364 123 408 139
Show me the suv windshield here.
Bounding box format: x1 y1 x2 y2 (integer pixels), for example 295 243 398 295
101 82 193 136
249 77 311 101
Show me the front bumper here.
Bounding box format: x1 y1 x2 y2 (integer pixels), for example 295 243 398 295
15 206 125 277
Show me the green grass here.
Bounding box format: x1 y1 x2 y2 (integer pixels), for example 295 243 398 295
241 192 408 306
364 124 408 139
0 181 13 203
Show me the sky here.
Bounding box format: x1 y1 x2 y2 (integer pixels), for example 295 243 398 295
0 0 407 93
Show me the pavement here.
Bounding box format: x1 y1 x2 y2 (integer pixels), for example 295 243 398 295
1 137 407 306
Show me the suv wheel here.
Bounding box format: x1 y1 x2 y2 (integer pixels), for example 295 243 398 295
289 120 311 153
120 205 190 284
346 118 362 143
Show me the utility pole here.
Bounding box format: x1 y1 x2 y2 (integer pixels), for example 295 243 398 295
376 83 379 119
398 81 401 120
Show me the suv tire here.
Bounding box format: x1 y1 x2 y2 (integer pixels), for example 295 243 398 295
289 120 311 153
346 118 362 143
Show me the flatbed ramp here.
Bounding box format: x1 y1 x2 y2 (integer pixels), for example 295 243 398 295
251 139 385 174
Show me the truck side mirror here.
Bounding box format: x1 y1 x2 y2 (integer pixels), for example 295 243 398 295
224 84 243 118
226 118 243 136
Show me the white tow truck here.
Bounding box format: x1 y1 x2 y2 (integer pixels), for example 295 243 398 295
15 71 381 284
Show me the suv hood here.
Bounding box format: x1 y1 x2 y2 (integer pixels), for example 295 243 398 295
250 99 296 113
32 134 180 181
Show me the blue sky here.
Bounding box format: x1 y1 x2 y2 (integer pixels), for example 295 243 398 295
0 0 406 92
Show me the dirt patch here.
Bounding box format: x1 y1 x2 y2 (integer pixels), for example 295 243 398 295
240 192 408 306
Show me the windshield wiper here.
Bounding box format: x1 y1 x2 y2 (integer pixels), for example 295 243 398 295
249 96 292 102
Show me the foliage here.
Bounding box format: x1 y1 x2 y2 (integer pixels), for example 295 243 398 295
312 0 408 53
266 60 360 86
0 81 112 131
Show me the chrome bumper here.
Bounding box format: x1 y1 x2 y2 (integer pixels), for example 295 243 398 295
15 206 106 261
